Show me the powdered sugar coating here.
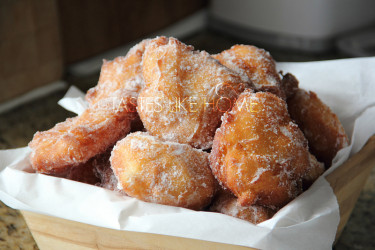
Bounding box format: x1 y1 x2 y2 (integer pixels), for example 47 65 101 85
210 189 275 224
86 39 150 105
210 90 323 208
214 45 285 99
138 37 250 149
110 132 216 210
287 89 349 167
29 89 138 174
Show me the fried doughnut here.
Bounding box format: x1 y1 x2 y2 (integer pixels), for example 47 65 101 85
213 45 285 99
64 156 100 185
280 72 299 99
138 37 249 149
303 153 325 190
96 163 124 193
86 39 150 105
29 89 138 175
287 89 349 167
88 149 124 193
110 132 216 210
63 149 124 193
210 189 275 224
210 90 323 208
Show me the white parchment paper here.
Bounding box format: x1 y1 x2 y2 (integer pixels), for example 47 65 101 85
1 57 375 249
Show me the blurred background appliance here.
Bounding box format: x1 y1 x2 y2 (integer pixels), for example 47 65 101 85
2 0 375 107
209 0 375 53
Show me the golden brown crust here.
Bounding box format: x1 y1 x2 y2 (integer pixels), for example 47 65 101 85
29 89 138 175
138 37 250 149
29 39 151 175
110 132 216 210
210 91 323 208
214 45 285 99
287 89 349 168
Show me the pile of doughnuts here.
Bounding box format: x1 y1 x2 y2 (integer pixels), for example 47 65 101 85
28 37 349 224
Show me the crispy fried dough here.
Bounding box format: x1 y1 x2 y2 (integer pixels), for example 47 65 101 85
214 45 285 99
210 90 324 208
110 132 216 210
138 37 250 149
287 89 349 167
29 89 138 174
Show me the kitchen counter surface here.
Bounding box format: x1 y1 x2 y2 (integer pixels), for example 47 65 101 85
0 30 374 249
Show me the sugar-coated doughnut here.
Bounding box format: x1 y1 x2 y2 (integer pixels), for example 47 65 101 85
110 132 216 210
287 89 349 168
210 90 324 208
210 189 275 224
29 89 138 174
214 45 285 99
138 37 250 149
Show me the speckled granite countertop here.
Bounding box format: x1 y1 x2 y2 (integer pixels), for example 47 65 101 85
0 31 374 249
